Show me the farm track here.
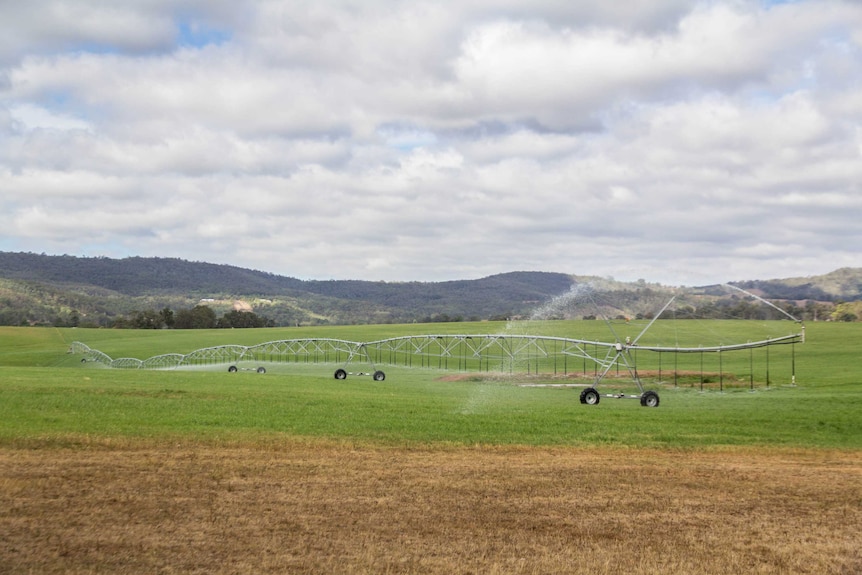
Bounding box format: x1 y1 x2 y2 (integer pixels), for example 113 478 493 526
1 440 860 574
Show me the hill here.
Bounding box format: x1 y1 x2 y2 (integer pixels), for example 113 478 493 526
0 252 859 327
733 267 862 301
0 252 575 326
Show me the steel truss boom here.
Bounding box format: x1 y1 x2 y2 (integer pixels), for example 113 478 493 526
70 332 801 372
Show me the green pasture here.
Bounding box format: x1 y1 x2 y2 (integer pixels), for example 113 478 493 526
0 321 859 449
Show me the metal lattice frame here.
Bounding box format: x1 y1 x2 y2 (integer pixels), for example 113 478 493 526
69 286 805 405
70 331 802 389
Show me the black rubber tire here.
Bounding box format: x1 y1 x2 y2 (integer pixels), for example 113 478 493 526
373 370 386 381
640 390 660 407
257 367 266 374
334 368 347 380
580 387 600 405
228 365 238 373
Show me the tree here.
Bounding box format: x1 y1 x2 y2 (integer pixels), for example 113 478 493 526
174 305 217 329
160 307 175 328
831 301 862 323
217 310 272 328
129 309 164 329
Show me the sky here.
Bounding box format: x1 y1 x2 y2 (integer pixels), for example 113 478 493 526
1 0 860 286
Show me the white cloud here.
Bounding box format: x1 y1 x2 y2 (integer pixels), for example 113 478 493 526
0 0 861 285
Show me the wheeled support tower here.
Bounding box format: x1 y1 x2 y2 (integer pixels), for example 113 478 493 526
578 342 661 407
333 343 386 381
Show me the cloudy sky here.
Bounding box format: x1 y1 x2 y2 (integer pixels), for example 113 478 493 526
1 0 860 285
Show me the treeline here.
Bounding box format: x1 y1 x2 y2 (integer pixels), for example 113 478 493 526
110 306 274 329
617 298 835 322
675 299 838 322
3 252 861 327
731 278 862 303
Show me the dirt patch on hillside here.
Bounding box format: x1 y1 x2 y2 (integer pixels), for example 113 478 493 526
1 441 860 574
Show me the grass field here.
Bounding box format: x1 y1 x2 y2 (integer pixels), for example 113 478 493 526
1 322 860 574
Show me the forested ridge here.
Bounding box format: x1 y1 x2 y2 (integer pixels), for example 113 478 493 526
0 252 859 327
0 252 574 326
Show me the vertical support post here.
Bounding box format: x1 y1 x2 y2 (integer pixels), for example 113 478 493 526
563 342 568 375
749 345 754 391
658 350 662 383
594 343 598 377
791 341 796 386
554 340 558 375
766 344 771 388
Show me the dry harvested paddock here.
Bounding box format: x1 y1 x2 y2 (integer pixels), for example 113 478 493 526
1 441 860 575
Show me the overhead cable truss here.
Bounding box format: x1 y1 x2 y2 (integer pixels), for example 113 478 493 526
70 330 802 390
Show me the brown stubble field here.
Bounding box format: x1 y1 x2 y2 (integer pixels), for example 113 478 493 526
1 440 860 575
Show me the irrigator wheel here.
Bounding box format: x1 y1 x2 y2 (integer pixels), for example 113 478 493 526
334 368 347 380
580 387 600 405
640 390 660 407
